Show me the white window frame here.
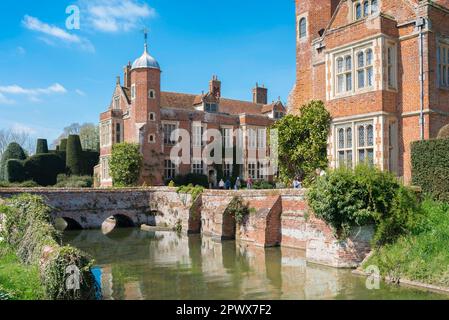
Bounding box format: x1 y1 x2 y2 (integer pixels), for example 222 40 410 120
297 13 308 41
192 160 204 175
162 122 178 146
336 54 353 95
356 48 374 90
335 120 375 168
222 127 233 148
387 43 397 90
149 112 156 121
192 123 205 148
353 0 378 21
438 42 449 88
148 134 156 144
131 84 136 100
164 159 177 180
258 128 267 149
247 128 257 150
100 120 112 147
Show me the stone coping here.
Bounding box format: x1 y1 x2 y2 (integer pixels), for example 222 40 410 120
0 187 306 196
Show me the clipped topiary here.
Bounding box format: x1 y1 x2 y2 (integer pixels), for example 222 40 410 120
5 159 26 183
66 135 83 176
0 142 27 181
35 139 49 154
24 154 65 186
81 150 99 176
59 139 68 152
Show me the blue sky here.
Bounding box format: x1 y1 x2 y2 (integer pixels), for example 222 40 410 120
0 0 296 143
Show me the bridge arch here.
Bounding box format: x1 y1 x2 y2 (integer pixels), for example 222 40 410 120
54 217 83 231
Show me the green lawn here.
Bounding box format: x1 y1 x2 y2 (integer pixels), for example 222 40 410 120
365 200 449 287
0 243 44 300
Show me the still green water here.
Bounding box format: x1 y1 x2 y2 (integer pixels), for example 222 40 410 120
63 228 447 300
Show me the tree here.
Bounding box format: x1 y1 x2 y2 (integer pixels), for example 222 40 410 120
36 139 49 154
53 123 99 151
0 128 35 159
109 143 143 187
79 123 99 151
0 142 27 180
272 100 331 186
66 135 83 176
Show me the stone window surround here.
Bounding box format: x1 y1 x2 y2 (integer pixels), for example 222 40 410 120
386 41 398 90
437 39 449 89
297 12 308 42
333 118 376 168
192 121 207 148
149 112 156 121
352 0 379 21
331 41 376 99
100 156 112 182
161 121 179 146
148 89 156 99
148 134 156 144
113 96 120 110
221 125 234 149
131 84 136 100
191 159 205 175
164 159 177 180
100 120 112 148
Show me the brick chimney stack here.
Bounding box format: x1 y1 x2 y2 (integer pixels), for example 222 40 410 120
253 83 268 104
123 62 132 88
209 75 221 99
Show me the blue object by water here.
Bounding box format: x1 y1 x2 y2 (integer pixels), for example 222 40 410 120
91 266 103 300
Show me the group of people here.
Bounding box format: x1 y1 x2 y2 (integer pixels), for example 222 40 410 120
218 177 243 190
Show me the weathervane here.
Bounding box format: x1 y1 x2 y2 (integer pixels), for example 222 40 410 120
143 27 149 52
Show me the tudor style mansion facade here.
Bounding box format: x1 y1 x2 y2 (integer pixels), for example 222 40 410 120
292 0 449 182
96 41 286 187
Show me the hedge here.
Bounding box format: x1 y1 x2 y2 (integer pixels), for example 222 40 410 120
0 143 27 181
0 194 96 299
35 139 49 154
173 173 209 188
66 135 83 176
5 159 26 183
411 138 449 201
82 150 99 176
59 139 68 152
24 154 65 186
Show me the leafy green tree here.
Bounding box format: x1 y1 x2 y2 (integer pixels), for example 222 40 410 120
66 135 83 176
0 142 27 181
272 100 331 185
109 143 143 187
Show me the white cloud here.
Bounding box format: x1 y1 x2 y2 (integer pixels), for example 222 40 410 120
11 123 37 135
0 93 15 105
79 0 156 33
75 89 86 96
0 83 67 104
22 15 95 52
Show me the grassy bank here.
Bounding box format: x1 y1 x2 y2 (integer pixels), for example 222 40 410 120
365 200 449 287
0 243 44 300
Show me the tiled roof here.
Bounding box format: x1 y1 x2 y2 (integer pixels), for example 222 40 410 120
160 91 278 116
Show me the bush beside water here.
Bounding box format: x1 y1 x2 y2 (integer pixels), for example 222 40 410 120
0 194 96 300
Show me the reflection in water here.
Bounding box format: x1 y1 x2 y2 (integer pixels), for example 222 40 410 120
63 229 447 300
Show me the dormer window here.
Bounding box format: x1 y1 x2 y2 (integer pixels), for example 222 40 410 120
205 103 218 113
354 0 378 21
274 111 285 119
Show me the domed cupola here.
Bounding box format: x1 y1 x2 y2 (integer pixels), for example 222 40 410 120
132 32 160 70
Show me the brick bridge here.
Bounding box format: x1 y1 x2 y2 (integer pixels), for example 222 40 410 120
0 187 372 268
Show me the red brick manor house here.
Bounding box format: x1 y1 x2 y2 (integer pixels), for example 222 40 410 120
96 40 286 187
292 0 449 182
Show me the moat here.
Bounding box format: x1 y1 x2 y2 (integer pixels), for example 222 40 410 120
63 228 447 300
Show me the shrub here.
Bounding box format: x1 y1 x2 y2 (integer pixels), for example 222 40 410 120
225 196 252 225
307 165 420 244
176 184 204 201
0 194 96 300
0 143 27 181
59 139 68 152
35 139 49 154
252 180 275 190
411 138 449 201
55 174 93 188
174 173 209 189
81 150 99 176
109 143 143 187
24 154 65 186
66 135 83 176
0 181 39 188
5 159 26 183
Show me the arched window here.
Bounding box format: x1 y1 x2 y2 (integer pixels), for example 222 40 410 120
367 125 374 146
338 129 345 149
299 18 307 38
363 1 370 17
371 0 378 14
355 3 362 19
